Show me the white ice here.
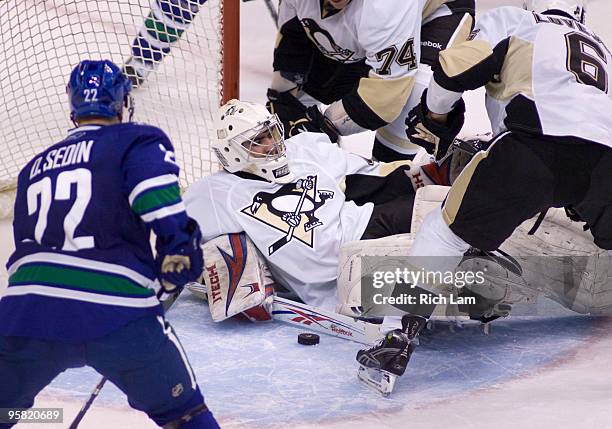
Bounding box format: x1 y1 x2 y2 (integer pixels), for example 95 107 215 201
3 0 612 428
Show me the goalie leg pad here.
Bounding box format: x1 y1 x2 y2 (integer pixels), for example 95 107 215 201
337 234 415 318
498 208 612 315
200 233 275 322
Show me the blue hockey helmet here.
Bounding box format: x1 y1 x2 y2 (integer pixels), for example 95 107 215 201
67 59 133 123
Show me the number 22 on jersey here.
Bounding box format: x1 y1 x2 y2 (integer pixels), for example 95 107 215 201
27 168 94 251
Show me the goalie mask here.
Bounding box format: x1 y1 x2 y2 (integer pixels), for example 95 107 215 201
213 100 294 184
523 0 587 23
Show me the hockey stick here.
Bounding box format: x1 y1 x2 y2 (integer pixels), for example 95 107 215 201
186 281 382 345
68 290 182 429
435 137 485 167
271 296 382 345
452 137 484 156
268 178 311 255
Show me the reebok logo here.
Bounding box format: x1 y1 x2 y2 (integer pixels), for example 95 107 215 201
422 40 442 50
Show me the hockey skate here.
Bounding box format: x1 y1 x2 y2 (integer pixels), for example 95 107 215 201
356 314 427 397
122 56 158 87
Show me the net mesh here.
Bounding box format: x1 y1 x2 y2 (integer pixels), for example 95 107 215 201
0 0 223 188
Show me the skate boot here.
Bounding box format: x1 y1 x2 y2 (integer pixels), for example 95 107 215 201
356 314 427 396
122 56 158 87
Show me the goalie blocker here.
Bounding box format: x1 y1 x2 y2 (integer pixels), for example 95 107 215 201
196 232 275 322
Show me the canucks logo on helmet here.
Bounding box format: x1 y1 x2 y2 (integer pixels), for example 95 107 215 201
66 59 133 123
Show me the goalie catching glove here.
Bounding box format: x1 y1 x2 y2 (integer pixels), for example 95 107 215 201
155 217 204 294
266 89 340 143
405 90 465 161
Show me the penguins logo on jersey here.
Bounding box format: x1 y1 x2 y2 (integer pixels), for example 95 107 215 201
301 18 356 63
240 175 334 255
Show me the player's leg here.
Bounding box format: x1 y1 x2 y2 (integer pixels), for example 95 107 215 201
356 132 557 395
413 132 555 256
0 336 82 427
371 65 432 162
372 4 475 162
572 147 612 251
124 0 209 86
86 314 219 428
360 195 416 240
302 53 370 105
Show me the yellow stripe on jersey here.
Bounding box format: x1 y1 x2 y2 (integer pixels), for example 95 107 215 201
442 135 506 226
376 127 423 151
439 39 493 78
447 13 474 48
377 160 413 177
356 73 416 123
487 37 534 100
274 31 282 49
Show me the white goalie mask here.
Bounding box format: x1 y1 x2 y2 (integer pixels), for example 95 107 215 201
523 0 587 23
213 100 294 184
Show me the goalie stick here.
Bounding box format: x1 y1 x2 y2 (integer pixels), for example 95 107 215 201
68 290 182 429
271 296 382 345
186 281 383 345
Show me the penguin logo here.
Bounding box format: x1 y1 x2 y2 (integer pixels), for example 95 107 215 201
301 18 356 63
240 175 334 255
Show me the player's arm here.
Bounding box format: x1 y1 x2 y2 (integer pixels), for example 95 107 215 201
266 1 342 140
268 0 308 108
426 6 527 115
324 1 422 135
406 7 525 159
183 176 244 243
123 129 203 293
271 0 310 95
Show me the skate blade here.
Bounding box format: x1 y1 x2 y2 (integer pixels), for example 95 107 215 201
357 365 397 397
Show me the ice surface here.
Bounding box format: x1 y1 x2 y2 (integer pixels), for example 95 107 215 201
31 293 611 429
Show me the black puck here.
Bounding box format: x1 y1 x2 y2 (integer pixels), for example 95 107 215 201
298 333 320 346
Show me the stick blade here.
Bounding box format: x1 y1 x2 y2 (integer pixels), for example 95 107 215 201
268 236 288 255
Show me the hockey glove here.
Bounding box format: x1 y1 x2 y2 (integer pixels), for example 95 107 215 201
266 89 340 143
304 105 340 143
155 218 204 294
405 90 465 161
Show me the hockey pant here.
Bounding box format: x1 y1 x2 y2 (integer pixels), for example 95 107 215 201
443 131 612 251
0 314 219 428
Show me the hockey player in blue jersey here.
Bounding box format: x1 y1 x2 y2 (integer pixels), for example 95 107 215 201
0 60 220 428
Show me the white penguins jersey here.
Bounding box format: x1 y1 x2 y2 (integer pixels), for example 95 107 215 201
427 6 612 147
184 133 389 310
277 0 423 129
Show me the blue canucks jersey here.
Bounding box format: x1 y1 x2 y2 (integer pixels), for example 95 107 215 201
0 123 190 341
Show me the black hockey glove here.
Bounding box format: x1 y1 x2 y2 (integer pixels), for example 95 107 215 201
155 218 203 294
266 89 339 143
405 90 465 161
304 105 340 143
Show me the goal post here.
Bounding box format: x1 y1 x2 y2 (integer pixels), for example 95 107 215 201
0 0 240 191
222 0 240 104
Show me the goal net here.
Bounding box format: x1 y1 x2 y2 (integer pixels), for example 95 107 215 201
0 0 239 197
